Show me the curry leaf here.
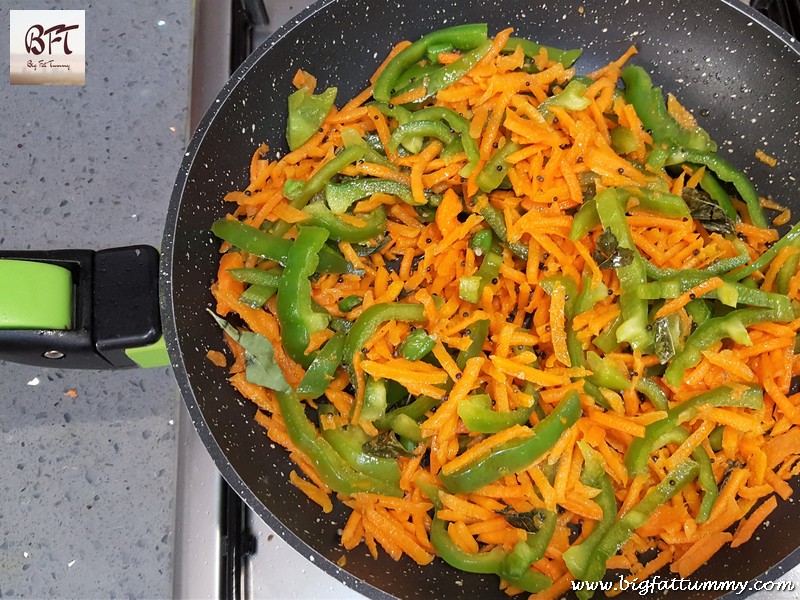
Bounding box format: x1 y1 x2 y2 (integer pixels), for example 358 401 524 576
498 507 548 533
653 316 676 364
207 309 291 393
362 431 414 459
682 187 734 235
593 228 635 269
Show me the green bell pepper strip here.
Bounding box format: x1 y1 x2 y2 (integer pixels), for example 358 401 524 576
699 169 738 221
593 315 621 354
664 308 777 386
634 377 670 411
569 198 600 241
708 425 724 452
459 276 482 303
427 41 454 63
732 221 800 281
502 37 582 68
338 295 363 312
295 329 346 400
638 276 793 322
239 284 276 309
275 392 402 496
477 250 503 282
303 203 387 243
439 392 582 494
469 229 493 256
398 328 436 361
343 302 427 382
610 126 638 155
652 145 767 229
391 413 423 442
430 517 553 593
457 394 534 434
480 204 529 260
211 219 349 274
340 126 395 168
595 188 652 351
460 251 503 303
623 187 691 219
694 446 718 522
228 267 283 287
287 86 337 151
643 239 750 280
539 80 590 114
586 351 630 391
563 443 617 584
423 39 492 100
625 385 763 476
574 274 609 315
276 226 332 367
387 120 455 155
621 65 716 153
579 460 700 587
410 107 481 176
375 395 439 432
317 416 402 485
391 63 440 99
508 510 557 575
476 142 523 193
457 319 490 369
684 298 712 326
582 380 611 410
283 145 367 211
326 178 419 214
361 376 388 421
778 252 800 295
229 266 283 309
373 24 488 102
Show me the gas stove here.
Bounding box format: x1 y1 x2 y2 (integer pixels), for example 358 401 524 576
172 1 800 599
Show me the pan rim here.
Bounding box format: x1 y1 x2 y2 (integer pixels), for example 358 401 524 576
160 0 800 598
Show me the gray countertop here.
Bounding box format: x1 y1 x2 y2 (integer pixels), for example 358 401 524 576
0 1 190 597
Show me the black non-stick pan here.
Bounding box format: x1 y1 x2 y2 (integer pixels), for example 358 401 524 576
2 0 799 597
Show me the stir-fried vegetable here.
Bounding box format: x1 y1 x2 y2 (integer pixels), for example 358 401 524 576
209 24 799 597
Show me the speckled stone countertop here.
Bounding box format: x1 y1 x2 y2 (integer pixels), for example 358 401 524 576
0 2 190 597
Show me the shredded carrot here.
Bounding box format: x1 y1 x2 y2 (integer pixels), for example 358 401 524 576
755 149 778 168
206 349 227 368
732 495 778 548
548 282 571 367
289 470 333 513
672 531 733 578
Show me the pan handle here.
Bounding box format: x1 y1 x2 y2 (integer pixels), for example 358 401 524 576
0 246 169 369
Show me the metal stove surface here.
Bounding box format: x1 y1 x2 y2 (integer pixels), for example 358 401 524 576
172 0 800 598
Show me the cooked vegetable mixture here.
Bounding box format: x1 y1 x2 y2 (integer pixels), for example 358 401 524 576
210 24 800 598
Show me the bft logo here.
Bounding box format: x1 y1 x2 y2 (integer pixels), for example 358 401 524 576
25 23 80 56
10 10 85 85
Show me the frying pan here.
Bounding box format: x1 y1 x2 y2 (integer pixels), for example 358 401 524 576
2 0 799 597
